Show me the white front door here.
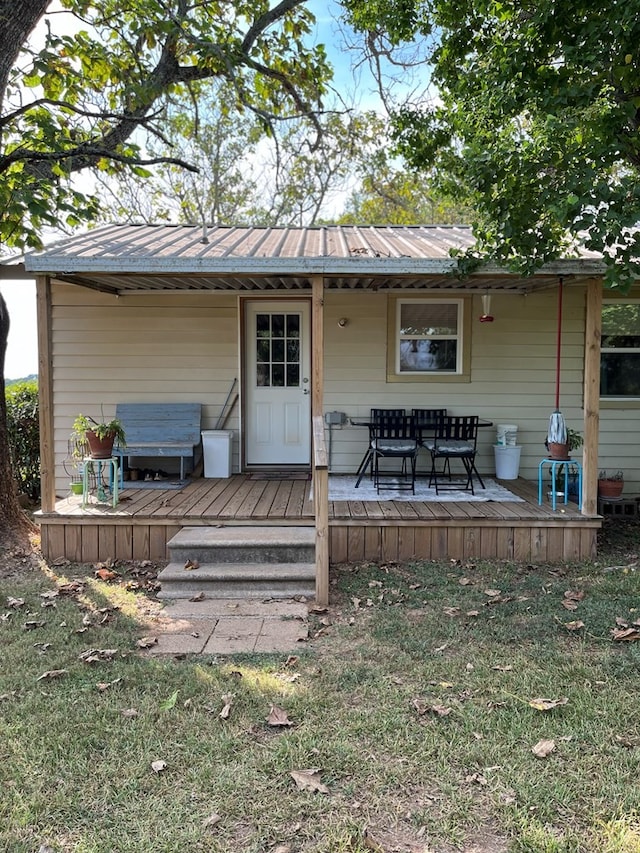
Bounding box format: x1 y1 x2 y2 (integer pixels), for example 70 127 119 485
244 300 311 466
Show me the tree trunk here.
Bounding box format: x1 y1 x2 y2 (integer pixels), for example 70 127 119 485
0 0 50 114
0 292 36 550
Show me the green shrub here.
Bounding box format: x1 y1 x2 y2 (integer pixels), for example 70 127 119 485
6 378 40 501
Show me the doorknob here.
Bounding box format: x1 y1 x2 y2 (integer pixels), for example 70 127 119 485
303 388 310 395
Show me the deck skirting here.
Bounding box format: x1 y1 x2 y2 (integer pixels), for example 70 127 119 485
38 475 600 565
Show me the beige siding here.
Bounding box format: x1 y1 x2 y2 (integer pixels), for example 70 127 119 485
51 279 640 495
52 284 239 495
321 287 589 484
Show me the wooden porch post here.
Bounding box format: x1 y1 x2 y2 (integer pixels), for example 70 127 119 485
36 275 55 512
582 278 602 516
311 275 329 606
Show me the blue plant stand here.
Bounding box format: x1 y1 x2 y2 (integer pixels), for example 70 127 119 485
82 457 119 508
538 458 582 511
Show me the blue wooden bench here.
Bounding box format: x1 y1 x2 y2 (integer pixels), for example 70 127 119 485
114 403 201 486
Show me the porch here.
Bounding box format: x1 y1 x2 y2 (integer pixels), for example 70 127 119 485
38 472 600 567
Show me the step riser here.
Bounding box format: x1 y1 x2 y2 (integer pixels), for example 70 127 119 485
158 581 315 600
168 544 315 564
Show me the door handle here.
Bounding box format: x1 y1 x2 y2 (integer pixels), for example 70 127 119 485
303 389 310 395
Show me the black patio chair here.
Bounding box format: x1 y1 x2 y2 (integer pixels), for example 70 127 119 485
354 408 405 488
424 414 484 495
371 414 420 494
412 407 449 475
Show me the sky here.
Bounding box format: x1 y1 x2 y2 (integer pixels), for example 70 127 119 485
1 280 38 380
1 0 432 381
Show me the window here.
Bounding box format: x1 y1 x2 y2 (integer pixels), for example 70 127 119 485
395 299 463 375
601 301 640 398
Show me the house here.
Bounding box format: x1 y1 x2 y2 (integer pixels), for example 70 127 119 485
5 223 634 602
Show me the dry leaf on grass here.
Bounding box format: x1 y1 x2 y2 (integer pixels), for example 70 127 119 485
96 678 122 691
564 620 585 631
267 705 293 726
412 698 452 717
562 599 579 611
443 606 460 616
23 620 46 630
151 759 167 773
95 568 118 581
121 708 139 718
290 768 330 794
137 636 158 649
529 697 569 711
564 589 585 601
484 588 501 597
79 648 118 663
7 597 25 608
531 739 556 758
363 828 386 851
36 669 68 681
465 772 488 785
219 693 234 719
202 812 222 829
459 577 473 586
284 655 299 667
492 665 513 672
612 626 640 642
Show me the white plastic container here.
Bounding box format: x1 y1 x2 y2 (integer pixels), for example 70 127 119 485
202 430 233 478
496 424 518 446
494 445 521 479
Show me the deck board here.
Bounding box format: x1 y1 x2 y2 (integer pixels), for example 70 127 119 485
41 474 600 564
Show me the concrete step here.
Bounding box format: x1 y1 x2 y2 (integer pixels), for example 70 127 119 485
157 561 316 600
167 526 315 565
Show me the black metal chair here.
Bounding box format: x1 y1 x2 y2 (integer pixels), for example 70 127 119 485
371 414 420 494
354 408 405 488
424 415 484 494
412 407 448 475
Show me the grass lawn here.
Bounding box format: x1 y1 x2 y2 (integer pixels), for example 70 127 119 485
1 518 640 853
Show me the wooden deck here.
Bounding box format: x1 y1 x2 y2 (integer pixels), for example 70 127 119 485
38 474 601 565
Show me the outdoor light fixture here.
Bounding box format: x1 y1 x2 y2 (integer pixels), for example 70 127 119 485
479 292 494 322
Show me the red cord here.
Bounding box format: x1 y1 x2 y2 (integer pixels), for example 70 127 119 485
555 277 563 410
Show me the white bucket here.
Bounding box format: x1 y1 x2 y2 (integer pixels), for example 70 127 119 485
496 424 518 446
494 445 521 479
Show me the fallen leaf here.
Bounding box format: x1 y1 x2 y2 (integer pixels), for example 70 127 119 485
564 620 585 631
351 597 361 610
430 704 453 717
151 759 167 773
484 588 501 597
529 697 569 711
433 642 449 653
121 707 139 718
290 768 330 794
562 600 579 611
202 812 222 829
37 669 68 681
219 693 234 719
267 705 293 727
95 568 118 581
459 577 473 586
184 559 200 570
137 636 158 649
443 606 460 616
612 626 640 642
564 589 585 601
492 665 513 672
189 592 206 602
285 655 299 667
532 738 556 758
40 590 59 600
615 734 640 748
7 597 25 608
79 648 118 663
23 620 46 630
97 678 122 691
159 690 179 711
465 772 488 785
466 610 480 617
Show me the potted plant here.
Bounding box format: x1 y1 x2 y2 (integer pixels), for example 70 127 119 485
597 470 624 499
546 425 583 461
73 411 126 459
548 429 583 497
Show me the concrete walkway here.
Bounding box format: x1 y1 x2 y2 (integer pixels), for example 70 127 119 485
147 598 310 655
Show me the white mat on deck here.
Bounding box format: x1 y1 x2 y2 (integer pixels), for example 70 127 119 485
328 475 525 503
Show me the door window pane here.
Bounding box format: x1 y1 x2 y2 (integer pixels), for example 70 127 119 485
254 310 302 388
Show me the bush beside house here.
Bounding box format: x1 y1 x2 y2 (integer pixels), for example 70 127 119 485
5 378 40 502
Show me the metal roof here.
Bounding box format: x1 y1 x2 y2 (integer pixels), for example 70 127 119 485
20 224 606 294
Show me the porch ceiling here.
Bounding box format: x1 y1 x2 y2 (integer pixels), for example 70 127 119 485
18 223 606 294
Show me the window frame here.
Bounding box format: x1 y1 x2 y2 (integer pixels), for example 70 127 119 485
386 295 471 383
600 298 640 403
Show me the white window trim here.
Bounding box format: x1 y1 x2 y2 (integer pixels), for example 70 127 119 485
395 298 464 376
601 298 640 401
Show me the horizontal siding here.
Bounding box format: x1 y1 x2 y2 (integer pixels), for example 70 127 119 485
50 280 640 495
321 288 589 484
51 285 240 494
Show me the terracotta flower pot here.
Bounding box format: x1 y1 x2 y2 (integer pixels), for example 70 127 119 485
85 430 116 459
597 479 624 499
547 441 570 460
